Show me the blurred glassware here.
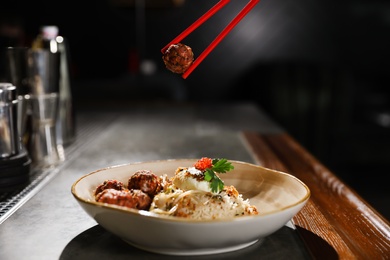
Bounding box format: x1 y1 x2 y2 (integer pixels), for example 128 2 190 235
29 93 64 168
0 83 21 158
27 48 60 94
26 49 65 168
4 47 30 96
0 82 31 191
3 47 32 147
32 25 75 146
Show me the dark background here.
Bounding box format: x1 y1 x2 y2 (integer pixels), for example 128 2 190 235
1 0 390 219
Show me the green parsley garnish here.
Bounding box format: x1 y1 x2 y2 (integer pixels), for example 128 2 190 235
203 158 234 193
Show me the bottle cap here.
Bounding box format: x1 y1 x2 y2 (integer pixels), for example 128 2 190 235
41 25 59 40
0 83 17 104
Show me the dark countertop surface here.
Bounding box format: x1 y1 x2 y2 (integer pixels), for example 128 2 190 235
1 102 313 260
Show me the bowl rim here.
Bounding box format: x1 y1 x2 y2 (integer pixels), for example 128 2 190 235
71 158 310 224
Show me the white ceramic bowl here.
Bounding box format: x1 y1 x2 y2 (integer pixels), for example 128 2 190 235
71 159 310 256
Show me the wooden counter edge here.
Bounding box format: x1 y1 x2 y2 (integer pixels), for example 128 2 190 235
241 131 390 259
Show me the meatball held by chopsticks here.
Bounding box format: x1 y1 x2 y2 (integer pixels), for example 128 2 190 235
162 43 194 74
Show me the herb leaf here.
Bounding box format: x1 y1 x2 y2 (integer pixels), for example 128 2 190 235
212 158 234 173
210 177 224 194
202 158 234 193
204 169 213 182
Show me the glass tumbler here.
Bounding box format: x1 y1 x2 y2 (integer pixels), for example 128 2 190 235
29 93 64 168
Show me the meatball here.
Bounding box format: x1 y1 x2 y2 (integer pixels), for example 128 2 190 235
128 170 162 197
94 179 125 196
162 43 194 74
95 189 152 210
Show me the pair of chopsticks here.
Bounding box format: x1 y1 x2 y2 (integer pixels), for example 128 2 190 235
161 0 260 79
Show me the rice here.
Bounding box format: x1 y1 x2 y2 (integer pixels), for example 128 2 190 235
149 175 258 220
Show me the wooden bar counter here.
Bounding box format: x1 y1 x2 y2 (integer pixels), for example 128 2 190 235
243 132 390 259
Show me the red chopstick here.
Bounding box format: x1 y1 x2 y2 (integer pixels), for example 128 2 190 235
183 0 260 79
162 0 260 79
161 0 230 54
